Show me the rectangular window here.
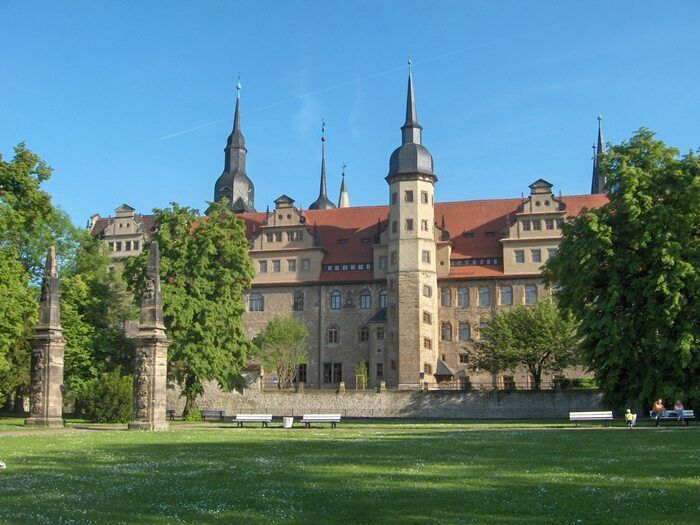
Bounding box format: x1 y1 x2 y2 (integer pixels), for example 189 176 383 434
459 354 469 364
423 338 432 349
392 221 398 234
287 259 296 272
330 292 341 310
441 322 452 341
421 219 429 231
545 219 555 230
532 220 542 231
249 293 264 311
359 327 370 342
376 327 385 341
296 364 307 384
499 286 513 305
379 255 388 269
458 322 471 341
422 250 431 263
457 287 469 307
275 232 283 241
479 322 489 340
376 363 384 380
522 220 531 231
360 292 371 309
266 233 274 242
272 260 281 272
125 240 131 251
423 311 432 324
547 248 558 259
405 219 414 231
259 260 268 273
531 249 542 263
478 287 490 306
108 242 114 251
525 285 538 305
421 191 429 204
133 240 139 251
441 288 452 307
323 363 343 384
301 258 311 271
115 241 122 252
424 363 432 375
514 250 525 263
405 190 414 203
391 192 397 204
423 284 432 297
293 291 304 311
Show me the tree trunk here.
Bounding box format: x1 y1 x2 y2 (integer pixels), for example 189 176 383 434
12 393 25 414
181 374 199 418
531 370 542 391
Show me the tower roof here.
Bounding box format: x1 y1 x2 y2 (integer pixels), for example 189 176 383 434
337 164 350 208
309 121 337 210
591 115 606 194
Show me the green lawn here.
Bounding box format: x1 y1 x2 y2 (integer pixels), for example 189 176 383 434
0 424 698 524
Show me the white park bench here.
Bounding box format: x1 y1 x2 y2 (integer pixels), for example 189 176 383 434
301 414 342 428
649 410 694 424
234 414 273 428
569 411 613 427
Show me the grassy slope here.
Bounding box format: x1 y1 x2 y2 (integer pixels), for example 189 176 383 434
0 426 698 524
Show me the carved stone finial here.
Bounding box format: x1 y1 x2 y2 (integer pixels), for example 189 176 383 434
139 242 165 331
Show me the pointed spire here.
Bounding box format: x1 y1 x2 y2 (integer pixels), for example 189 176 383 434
591 114 606 194
37 246 61 328
337 163 350 208
309 119 337 210
401 58 423 145
228 79 245 150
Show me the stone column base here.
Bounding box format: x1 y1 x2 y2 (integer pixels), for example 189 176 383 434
128 421 169 431
25 417 64 427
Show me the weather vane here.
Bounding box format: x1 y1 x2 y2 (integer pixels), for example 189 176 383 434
321 119 326 141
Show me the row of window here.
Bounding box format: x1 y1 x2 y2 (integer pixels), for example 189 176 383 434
108 240 140 252
451 258 501 267
265 230 304 243
390 218 432 234
249 289 390 312
259 258 311 274
521 218 563 231
391 190 432 205
438 285 538 307
324 262 373 271
513 248 557 264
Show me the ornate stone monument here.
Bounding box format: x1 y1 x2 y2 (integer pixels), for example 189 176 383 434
25 246 65 427
128 242 170 431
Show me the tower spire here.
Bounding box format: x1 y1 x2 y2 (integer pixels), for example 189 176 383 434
308 119 336 210
402 58 423 145
337 163 350 208
591 114 606 194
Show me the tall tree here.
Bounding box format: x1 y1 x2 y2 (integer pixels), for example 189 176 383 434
545 129 700 410
123 201 255 416
467 300 580 390
253 316 308 389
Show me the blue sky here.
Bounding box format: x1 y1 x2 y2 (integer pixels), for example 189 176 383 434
2 1 699 225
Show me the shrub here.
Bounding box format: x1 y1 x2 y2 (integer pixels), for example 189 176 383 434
80 369 132 423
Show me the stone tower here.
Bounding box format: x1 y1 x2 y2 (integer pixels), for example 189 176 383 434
26 246 65 427
214 82 256 213
309 121 337 210
385 67 439 389
129 242 170 431
591 115 606 194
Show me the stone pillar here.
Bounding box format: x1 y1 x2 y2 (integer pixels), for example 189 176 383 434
26 247 65 427
129 242 170 431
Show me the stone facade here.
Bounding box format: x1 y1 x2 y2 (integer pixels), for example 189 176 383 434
26 247 65 427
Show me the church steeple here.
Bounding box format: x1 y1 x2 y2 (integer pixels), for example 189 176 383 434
591 114 606 194
309 120 336 210
214 79 256 213
401 59 423 145
337 164 350 208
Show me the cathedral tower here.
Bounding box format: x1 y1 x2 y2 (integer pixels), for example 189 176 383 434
591 115 606 194
385 66 439 389
214 82 256 213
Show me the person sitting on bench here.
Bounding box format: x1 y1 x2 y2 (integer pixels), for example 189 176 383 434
674 400 686 426
651 398 665 427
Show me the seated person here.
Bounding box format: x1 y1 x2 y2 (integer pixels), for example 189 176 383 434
651 399 665 426
674 400 686 425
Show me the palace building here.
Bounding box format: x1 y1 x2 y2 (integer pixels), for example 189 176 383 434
89 71 608 390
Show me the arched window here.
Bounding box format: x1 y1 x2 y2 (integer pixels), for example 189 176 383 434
441 287 452 307
457 287 469 307
359 326 370 342
249 292 264 311
360 290 371 309
441 322 452 341
499 286 513 306
330 290 341 310
379 289 388 309
458 322 471 341
525 285 538 305
327 325 339 344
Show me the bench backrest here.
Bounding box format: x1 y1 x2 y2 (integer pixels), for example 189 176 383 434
302 414 342 420
569 411 613 420
649 410 695 417
235 414 273 419
201 410 224 415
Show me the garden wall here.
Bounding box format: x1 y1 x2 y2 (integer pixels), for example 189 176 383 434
167 382 604 420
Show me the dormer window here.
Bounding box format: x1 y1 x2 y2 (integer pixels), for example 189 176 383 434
338 238 348 245
485 231 495 237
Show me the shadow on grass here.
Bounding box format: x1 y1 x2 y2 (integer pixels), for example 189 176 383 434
1 427 699 524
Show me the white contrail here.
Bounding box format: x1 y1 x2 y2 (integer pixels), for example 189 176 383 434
158 37 516 141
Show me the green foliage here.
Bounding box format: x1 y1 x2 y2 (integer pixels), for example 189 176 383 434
545 129 700 410
78 369 132 423
467 300 580 390
123 201 255 416
182 410 203 422
253 316 308 389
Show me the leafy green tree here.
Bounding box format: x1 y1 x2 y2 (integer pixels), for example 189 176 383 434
124 201 255 417
545 129 700 410
80 368 133 423
253 316 308 389
467 300 580 390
